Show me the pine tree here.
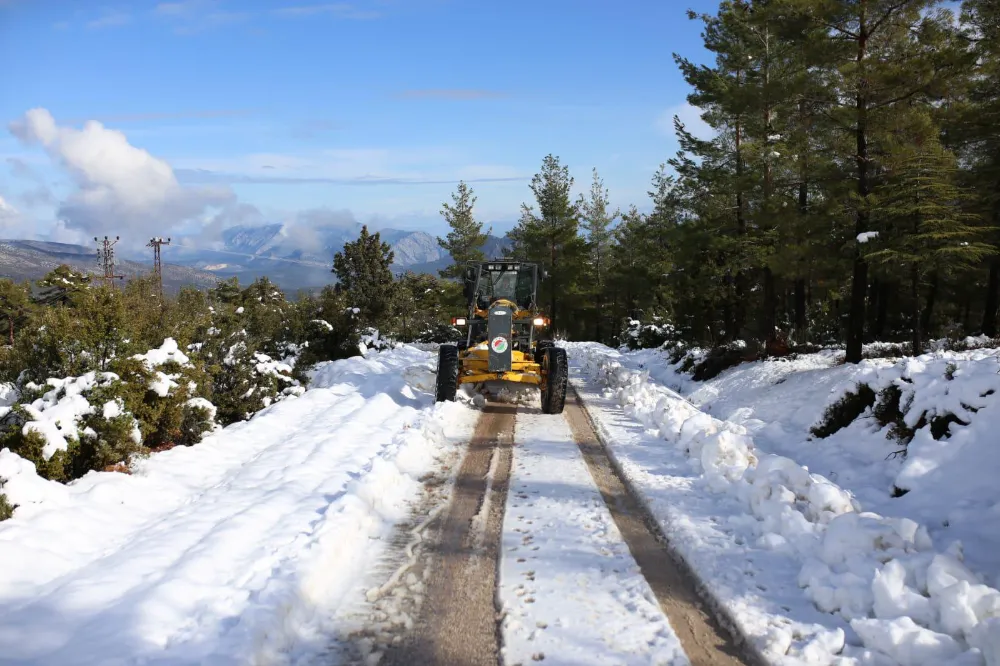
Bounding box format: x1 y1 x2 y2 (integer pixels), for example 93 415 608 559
0 279 29 346
865 113 993 353
577 168 619 342
437 181 491 279
332 225 396 327
783 0 966 361
957 0 1000 336
507 155 588 334
674 2 760 342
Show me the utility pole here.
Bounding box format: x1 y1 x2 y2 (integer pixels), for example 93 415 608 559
147 236 171 297
95 235 124 289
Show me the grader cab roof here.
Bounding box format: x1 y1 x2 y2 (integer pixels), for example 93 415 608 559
464 261 542 311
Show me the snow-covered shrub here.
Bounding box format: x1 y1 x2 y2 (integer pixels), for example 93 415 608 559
414 322 463 344
70 392 144 478
810 350 1000 470
197 330 301 426
811 382 878 438
0 477 14 521
0 339 222 482
619 316 677 351
181 397 217 446
359 327 395 354
691 340 757 381
294 314 361 369
0 372 137 481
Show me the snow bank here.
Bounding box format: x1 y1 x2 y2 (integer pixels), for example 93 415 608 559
625 344 1000 591
0 344 479 665
567 343 1000 666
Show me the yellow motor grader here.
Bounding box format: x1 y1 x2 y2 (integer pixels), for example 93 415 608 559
435 260 568 414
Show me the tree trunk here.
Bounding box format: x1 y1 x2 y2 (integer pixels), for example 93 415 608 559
723 289 735 344
734 65 747 343
875 281 890 341
911 263 922 355
7 316 12 346
845 19 870 364
763 267 777 347
549 239 557 331
794 278 807 334
983 256 1000 337
867 276 881 336
921 271 938 338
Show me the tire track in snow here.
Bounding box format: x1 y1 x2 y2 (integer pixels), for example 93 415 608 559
499 405 688 665
378 402 515 666
563 390 755 666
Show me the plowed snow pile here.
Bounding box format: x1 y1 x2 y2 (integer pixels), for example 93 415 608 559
565 342 1000 666
632 344 1000 588
0 345 478 665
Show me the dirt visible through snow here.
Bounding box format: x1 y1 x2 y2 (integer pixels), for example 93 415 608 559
564 390 755 666
379 403 515 666
371 395 753 666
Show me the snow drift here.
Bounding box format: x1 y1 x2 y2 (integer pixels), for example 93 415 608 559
0 344 478 665
567 342 1000 666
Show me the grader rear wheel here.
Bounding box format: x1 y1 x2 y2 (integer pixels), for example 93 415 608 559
540 347 568 414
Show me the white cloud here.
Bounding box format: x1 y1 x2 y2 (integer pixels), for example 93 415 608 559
153 0 249 33
0 193 36 237
86 9 131 29
169 147 527 186
656 102 714 141
272 3 381 19
0 194 17 218
8 108 232 245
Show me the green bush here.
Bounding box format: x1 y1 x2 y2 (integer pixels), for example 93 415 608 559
811 383 877 438
180 400 216 447
71 406 146 478
0 422 71 482
692 343 756 381
0 490 14 521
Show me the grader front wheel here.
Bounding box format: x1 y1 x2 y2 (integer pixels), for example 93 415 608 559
540 346 568 414
436 344 459 402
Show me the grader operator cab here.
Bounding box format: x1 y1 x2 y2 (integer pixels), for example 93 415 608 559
434 260 568 414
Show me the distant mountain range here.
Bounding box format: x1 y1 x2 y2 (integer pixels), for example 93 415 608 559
0 225 513 293
0 240 220 292
165 223 512 291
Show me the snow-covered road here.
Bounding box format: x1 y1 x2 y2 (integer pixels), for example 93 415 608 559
5 339 995 666
498 406 688 665
0 346 479 666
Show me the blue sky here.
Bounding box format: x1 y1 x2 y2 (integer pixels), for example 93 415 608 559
0 0 718 246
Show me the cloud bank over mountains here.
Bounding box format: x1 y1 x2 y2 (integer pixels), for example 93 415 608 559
9 108 232 246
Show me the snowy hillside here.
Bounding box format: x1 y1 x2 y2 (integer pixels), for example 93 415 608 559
0 346 479 665
565 342 1000 666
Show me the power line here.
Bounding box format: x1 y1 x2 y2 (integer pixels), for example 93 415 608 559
95 235 124 288
147 236 171 297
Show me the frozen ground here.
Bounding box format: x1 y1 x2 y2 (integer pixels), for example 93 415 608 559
498 406 686 665
565 342 1000 666
0 345 479 666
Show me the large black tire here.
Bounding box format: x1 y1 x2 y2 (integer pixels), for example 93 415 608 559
540 347 568 414
535 339 554 352
436 345 459 402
